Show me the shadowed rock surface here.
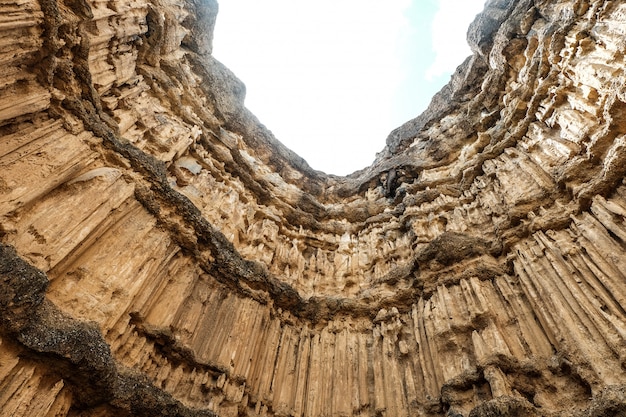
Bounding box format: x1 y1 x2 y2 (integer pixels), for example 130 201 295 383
1 0 626 416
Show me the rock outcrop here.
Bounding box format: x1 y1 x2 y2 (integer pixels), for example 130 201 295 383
2 0 626 416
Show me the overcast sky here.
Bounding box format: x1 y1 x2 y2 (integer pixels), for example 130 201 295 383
213 0 486 175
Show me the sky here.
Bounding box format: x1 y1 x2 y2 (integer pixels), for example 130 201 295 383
212 0 486 175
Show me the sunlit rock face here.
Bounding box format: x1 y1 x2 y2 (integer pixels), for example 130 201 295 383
2 0 626 416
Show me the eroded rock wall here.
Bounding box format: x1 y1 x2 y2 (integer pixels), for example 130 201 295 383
1 0 626 416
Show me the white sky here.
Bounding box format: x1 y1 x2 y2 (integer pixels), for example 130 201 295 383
213 0 486 175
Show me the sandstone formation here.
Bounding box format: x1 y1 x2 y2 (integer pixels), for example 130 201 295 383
2 0 626 416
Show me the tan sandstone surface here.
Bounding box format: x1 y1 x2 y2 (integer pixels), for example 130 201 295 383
2 0 626 416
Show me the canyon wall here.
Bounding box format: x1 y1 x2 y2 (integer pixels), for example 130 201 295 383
2 0 626 416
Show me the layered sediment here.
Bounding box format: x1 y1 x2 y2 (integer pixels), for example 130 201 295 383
2 0 626 416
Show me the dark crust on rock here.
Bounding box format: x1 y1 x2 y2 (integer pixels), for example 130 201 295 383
0 243 218 416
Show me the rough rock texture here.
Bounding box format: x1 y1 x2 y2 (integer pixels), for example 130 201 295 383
1 0 626 416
